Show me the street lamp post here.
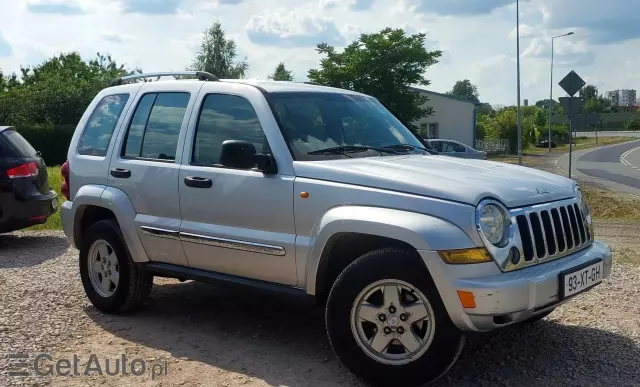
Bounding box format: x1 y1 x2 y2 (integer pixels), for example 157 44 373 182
516 0 522 165
548 32 574 152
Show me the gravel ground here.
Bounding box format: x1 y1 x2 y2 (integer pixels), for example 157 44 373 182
1 222 639 387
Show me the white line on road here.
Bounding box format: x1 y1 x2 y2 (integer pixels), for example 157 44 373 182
620 146 640 170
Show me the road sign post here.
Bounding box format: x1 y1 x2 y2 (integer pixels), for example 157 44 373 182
558 70 586 179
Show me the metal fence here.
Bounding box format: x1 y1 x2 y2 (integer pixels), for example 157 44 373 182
476 139 510 154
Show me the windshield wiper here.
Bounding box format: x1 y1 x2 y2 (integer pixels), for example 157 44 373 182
307 145 400 157
383 144 433 154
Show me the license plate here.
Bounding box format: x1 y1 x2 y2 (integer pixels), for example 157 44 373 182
560 260 603 299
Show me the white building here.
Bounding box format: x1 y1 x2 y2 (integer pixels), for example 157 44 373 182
410 86 477 148
607 89 637 106
606 91 618 106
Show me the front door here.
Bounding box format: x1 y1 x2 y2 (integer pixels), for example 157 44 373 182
108 82 201 266
178 91 297 285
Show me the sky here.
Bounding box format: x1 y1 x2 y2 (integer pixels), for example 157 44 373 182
0 0 639 106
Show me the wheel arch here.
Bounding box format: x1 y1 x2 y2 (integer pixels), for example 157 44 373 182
70 185 149 262
305 206 477 298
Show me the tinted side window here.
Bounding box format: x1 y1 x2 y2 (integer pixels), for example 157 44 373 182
193 94 268 166
122 92 190 161
123 94 156 158
451 142 466 152
78 94 129 156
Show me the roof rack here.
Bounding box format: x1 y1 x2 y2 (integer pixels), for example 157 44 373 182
109 71 219 87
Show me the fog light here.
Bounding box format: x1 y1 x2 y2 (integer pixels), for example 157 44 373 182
438 248 492 264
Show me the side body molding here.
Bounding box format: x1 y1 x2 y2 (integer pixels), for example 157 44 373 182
304 206 478 295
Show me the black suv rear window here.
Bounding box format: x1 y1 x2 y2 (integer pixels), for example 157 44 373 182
1 129 37 158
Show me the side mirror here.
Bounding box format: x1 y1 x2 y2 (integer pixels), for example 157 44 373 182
219 140 278 174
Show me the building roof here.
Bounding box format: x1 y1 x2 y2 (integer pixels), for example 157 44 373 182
409 85 477 105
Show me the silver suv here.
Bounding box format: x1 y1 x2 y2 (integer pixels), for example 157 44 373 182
60 71 612 387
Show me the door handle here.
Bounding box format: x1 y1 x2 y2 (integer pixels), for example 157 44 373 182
110 168 131 179
184 176 212 188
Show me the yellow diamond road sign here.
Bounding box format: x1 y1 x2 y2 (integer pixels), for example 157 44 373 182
559 70 586 97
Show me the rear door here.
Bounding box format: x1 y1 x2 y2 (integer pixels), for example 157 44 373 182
108 82 203 266
448 141 469 158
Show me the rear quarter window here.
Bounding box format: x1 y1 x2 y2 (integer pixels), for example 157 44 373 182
77 94 130 157
1 130 37 158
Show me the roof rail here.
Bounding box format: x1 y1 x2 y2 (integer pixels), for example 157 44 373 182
109 71 219 87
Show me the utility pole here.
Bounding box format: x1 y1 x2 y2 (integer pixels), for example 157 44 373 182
548 32 574 152
516 0 522 165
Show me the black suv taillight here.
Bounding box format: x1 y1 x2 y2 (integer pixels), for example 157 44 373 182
6 161 39 179
61 160 70 200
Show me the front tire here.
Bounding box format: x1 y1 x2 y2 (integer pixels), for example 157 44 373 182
79 219 153 313
325 248 465 387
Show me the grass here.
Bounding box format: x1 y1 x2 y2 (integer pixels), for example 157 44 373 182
488 136 638 164
28 165 63 231
527 136 637 155
582 185 640 221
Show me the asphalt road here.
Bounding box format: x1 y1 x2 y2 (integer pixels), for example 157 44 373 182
558 140 640 196
575 131 640 138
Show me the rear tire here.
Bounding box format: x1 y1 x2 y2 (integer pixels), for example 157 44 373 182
325 247 464 387
79 219 153 313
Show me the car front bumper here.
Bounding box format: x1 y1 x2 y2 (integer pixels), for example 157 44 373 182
419 240 612 331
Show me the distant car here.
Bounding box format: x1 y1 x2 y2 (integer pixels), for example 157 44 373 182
536 140 557 148
426 139 487 159
0 126 58 233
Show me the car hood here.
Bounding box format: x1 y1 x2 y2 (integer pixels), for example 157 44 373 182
293 155 576 208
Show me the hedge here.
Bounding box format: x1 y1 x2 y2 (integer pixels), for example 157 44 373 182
15 125 75 166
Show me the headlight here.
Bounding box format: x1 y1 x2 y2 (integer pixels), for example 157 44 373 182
576 186 593 229
476 201 510 247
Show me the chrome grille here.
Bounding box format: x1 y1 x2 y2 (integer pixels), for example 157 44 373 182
509 198 591 270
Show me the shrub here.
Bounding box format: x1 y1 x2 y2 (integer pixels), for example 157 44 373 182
15 125 74 166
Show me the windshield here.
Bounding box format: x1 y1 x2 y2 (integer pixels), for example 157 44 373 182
268 92 428 160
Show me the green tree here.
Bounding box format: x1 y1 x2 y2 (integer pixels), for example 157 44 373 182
582 96 610 114
188 22 248 79
579 84 598 100
624 115 640 131
477 107 536 152
447 79 480 103
476 102 494 117
0 52 136 165
535 98 564 114
577 84 613 114
308 27 442 125
268 62 293 81
0 52 130 126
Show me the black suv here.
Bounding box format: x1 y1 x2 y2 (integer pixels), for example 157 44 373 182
0 126 58 232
